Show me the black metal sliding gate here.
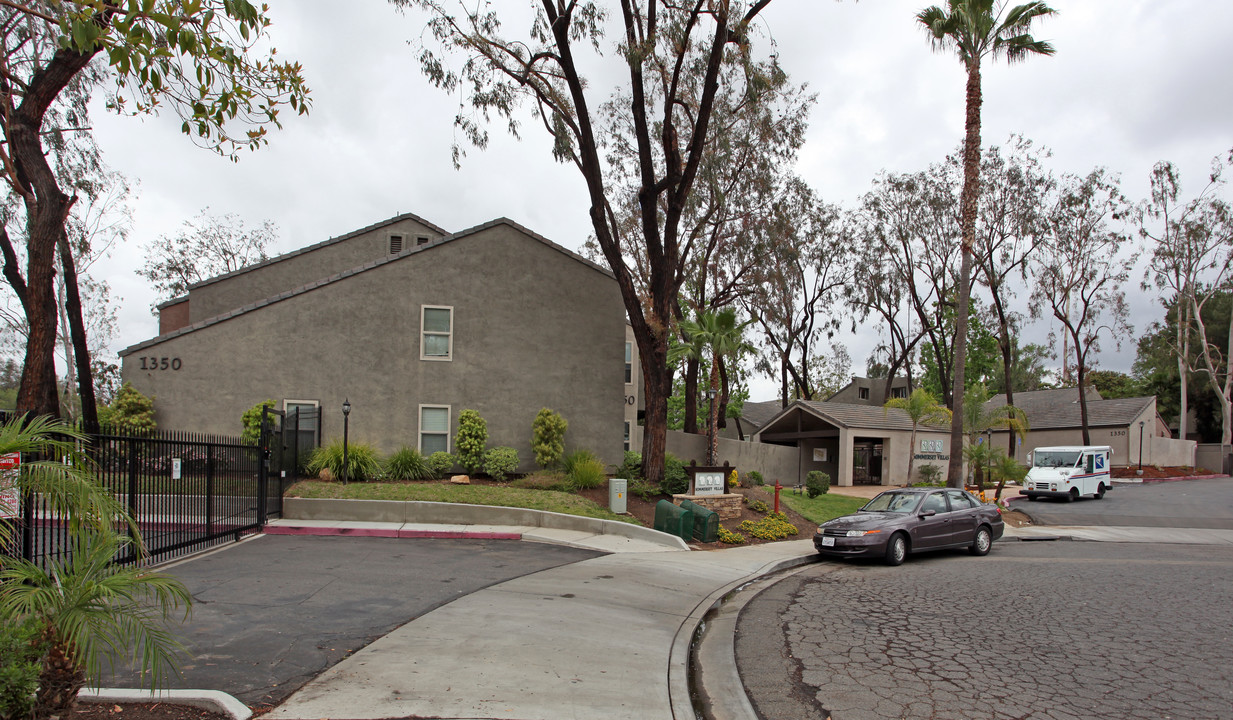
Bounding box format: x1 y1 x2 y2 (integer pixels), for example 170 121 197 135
4 426 263 569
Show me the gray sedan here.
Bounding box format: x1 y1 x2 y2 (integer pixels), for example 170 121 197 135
813 488 1005 566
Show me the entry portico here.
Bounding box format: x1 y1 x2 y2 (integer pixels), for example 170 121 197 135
753 401 951 487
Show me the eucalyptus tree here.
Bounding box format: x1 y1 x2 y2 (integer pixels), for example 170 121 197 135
917 0 1056 486
139 208 278 307
1139 150 1233 442
852 164 959 406
0 1 309 422
1031 168 1138 444
971 136 1053 452
402 0 780 484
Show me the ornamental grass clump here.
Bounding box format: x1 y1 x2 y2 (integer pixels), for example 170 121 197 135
562 449 605 490
739 511 799 540
307 440 383 482
385 447 434 481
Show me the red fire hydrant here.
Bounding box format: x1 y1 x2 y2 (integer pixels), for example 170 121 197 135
773 480 782 515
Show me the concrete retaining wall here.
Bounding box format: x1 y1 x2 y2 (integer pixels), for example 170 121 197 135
282 497 688 550
1151 435 1196 467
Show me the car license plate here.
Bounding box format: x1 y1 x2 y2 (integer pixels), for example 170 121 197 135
821 536 835 546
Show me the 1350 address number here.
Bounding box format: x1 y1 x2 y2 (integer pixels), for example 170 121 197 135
140 357 182 371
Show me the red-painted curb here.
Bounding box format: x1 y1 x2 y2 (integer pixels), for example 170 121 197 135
263 526 522 541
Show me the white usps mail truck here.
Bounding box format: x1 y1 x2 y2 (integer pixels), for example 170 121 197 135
1023 446 1112 501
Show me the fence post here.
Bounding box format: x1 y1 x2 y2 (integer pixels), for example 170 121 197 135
206 444 215 537
257 406 270 527
125 436 140 564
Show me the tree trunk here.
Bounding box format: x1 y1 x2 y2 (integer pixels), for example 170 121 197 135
707 352 721 465
59 236 99 428
1073 329 1092 445
684 355 699 433
992 293 1017 457
947 60 983 489
717 355 729 430
34 637 86 720
1177 292 1190 440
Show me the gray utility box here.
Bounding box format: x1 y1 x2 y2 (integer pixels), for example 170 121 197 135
609 478 628 514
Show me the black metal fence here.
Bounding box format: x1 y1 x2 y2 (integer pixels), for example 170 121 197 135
4 425 268 569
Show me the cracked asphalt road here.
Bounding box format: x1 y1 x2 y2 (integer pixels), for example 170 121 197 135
736 542 1233 720
100 534 601 708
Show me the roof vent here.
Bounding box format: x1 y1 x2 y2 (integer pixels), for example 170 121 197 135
389 234 404 254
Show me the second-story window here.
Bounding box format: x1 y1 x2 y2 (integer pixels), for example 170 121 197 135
421 306 453 360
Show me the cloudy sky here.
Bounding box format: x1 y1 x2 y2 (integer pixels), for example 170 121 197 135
85 0 1233 401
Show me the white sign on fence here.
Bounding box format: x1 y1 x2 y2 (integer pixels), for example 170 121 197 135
1 452 20 519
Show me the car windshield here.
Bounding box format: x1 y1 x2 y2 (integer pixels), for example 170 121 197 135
861 492 921 514
1034 451 1081 468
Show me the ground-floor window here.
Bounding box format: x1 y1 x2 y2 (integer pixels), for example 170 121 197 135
624 421 630 451
420 405 451 454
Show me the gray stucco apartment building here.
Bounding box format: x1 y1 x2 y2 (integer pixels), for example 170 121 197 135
120 214 628 470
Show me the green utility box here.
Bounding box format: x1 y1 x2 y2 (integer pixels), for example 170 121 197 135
679 499 720 543
653 500 694 542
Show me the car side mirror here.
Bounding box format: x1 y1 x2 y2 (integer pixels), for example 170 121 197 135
918 510 936 518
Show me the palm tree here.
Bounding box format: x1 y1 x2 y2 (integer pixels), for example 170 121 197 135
670 308 754 465
1 530 192 718
917 0 1056 487
884 388 952 484
961 383 1030 484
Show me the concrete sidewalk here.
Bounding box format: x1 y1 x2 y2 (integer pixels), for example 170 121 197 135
1004 524 1233 544
265 539 819 720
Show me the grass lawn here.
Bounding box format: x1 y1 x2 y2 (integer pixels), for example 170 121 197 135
286 480 639 524
777 492 867 525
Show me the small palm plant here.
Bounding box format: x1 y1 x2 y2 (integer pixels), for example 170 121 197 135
1 530 192 718
884 388 952 484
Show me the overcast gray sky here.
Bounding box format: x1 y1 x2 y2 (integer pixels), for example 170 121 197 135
87 0 1233 401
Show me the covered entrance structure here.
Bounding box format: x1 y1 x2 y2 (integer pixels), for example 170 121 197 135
753 401 951 487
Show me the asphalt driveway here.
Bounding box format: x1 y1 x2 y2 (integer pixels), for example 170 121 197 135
100 534 602 709
1014 476 1233 529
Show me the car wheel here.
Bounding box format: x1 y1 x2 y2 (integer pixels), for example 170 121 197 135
969 526 992 556
1095 482 1106 499
1026 493 1038 501
884 533 908 566
1067 487 1080 502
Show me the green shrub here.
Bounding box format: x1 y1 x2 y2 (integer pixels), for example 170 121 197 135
747 470 765 487
917 464 944 486
0 613 44 720
661 453 689 495
239 398 278 444
307 440 383 482
106 382 157 433
806 470 831 499
616 451 643 481
386 447 434 481
739 512 799 540
427 451 455 478
563 449 606 490
628 478 659 501
511 472 573 492
454 409 488 473
531 408 568 468
747 499 769 514
717 526 746 545
483 446 520 482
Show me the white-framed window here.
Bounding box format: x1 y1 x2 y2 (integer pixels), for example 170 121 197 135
624 342 633 384
283 399 319 444
891 386 907 399
283 398 319 417
388 233 405 254
858 387 870 400
421 305 453 360
419 405 451 455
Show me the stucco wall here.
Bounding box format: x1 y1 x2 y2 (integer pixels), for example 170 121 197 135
187 217 445 324
121 223 625 469
663 431 799 484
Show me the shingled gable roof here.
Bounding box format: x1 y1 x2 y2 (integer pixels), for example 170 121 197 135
154 211 451 309
758 400 950 435
122 217 615 357
739 400 786 431
985 388 1156 431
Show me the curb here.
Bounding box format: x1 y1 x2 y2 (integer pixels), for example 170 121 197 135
670 548 821 719
79 688 250 720
282 497 690 550
264 525 523 541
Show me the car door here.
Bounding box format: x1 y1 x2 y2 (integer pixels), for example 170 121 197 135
911 491 952 550
944 489 979 546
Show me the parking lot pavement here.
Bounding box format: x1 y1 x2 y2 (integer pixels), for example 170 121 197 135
98 534 602 708
1013 476 1233 529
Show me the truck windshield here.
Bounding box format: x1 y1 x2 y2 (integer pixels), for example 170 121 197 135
1034 451 1080 468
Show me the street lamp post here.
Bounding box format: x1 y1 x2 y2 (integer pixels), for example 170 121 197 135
342 398 351 485
1138 420 1145 471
